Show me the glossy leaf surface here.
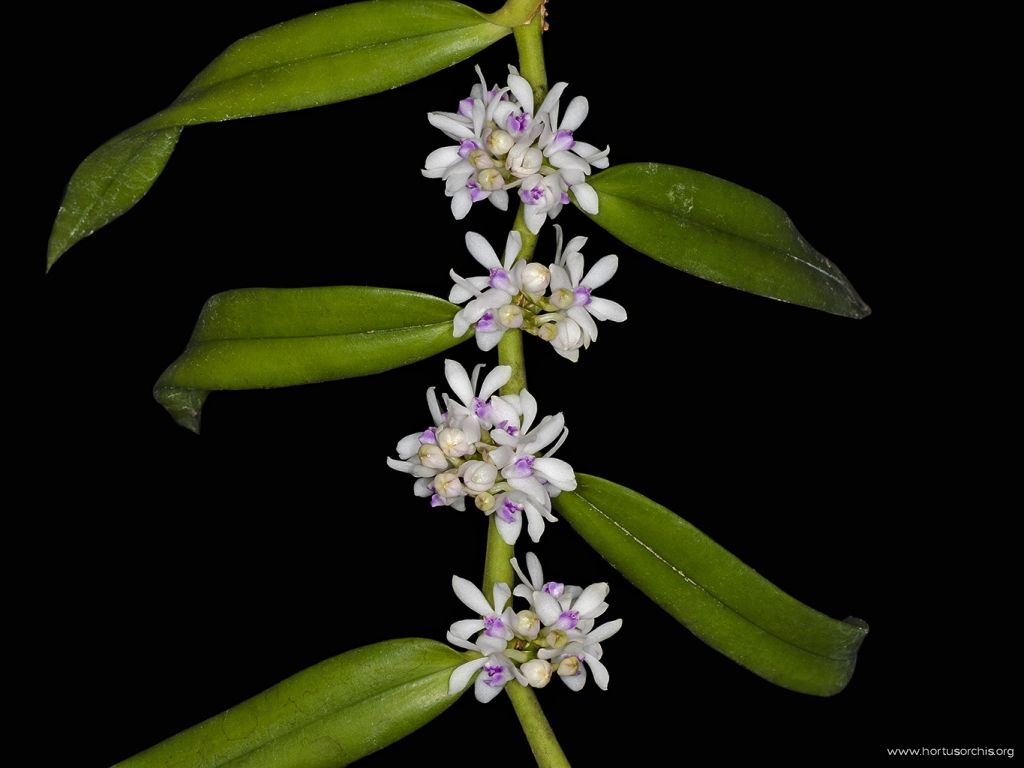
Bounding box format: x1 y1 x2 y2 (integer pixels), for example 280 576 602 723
155 286 467 432
554 473 868 695
580 163 870 318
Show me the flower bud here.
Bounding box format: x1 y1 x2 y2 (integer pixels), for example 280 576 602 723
552 318 584 353
462 460 498 493
478 167 505 191
540 628 569 649
521 659 553 688
537 322 558 342
437 427 470 458
486 129 515 156
475 491 496 512
519 263 551 295
557 656 582 677
513 610 541 640
550 287 575 309
433 470 464 500
417 444 448 470
467 148 494 170
506 144 543 178
498 304 524 329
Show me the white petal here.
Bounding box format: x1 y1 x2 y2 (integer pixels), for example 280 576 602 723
446 631 479 652
503 230 523 269
533 457 577 491
452 575 494 616
565 251 585 288
573 583 610 617
451 189 472 219
536 81 568 120
523 204 545 235
487 444 514 468
474 672 507 703
476 634 508 654
413 477 433 497
444 359 476 408
568 304 598 343
444 164 473 193
426 387 443 426
479 365 512 400
496 510 522 545
581 254 618 290
586 618 623 644
525 551 544 589
582 652 610 690
475 327 506 352
396 432 423 459
506 73 534 116
586 296 627 323
523 413 565 454
488 189 509 211
449 657 487 695
511 557 533 590
571 182 599 214
452 310 470 338
449 274 489 304
507 476 549 507
533 590 562 626
386 457 436 478
424 145 461 171
519 388 538 433
450 619 485 639
488 397 519 432
523 503 547 543
557 167 586 187
560 666 588 692
571 141 602 158
551 344 580 363
560 95 589 131
427 112 475 140
548 263 572 293
492 582 512 613
465 231 501 270
549 151 591 174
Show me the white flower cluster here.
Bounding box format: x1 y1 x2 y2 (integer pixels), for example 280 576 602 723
448 553 623 702
450 227 627 362
423 65 610 234
386 360 575 544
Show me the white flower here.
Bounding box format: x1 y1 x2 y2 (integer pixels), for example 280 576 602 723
424 65 609 233
538 618 623 691
445 557 622 700
438 358 511 429
449 575 515 644
447 633 525 703
450 231 524 352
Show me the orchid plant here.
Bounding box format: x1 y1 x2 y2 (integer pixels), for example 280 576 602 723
47 1 870 765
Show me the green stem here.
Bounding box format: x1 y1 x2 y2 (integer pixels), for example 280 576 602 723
478 13 569 768
487 0 544 28
507 683 572 768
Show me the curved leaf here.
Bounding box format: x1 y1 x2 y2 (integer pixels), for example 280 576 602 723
553 474 868 696
113 638 467 768
578 163 870 318
155 286 469 433
48 0 510 269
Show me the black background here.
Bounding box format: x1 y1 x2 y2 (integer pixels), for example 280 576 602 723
31 2 1013 765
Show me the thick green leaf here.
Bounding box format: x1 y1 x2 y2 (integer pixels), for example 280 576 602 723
47 0 510 269
579 163 870 318
155 286 469 433
113 638 467 768
553 474 868 696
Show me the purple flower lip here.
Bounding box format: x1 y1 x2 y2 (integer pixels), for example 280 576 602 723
574 286 593 306
543 581 565 598
556 610 580 630
507 112 531 135
458 98 475 118
499 498 523 522
477 310 497 332
484 615 507 637
520 187 545 204
420 428 438 444
467 180 485 202
483 663 506 686
458 139 481 158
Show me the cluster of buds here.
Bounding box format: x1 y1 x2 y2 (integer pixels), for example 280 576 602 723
450 227 627 362
386 361 576 544
448 553 623 702
423 65 609 234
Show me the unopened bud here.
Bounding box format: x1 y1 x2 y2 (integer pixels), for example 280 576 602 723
467 148 494 170
433 470 464 500
540 628 569 649
462 460 498 493
418 444 448 470
520 263 551 295
437 427 470 458
475 491 496 512
538 323 558 342
514 610 541 640
550 287 575 309
478 167 505 191
521 659 553 688
498 304 524 328
486 129 515 156
557 656 582 677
